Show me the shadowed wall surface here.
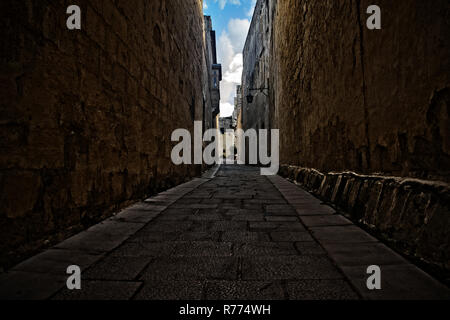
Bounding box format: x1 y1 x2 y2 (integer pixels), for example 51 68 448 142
268 0 449 274
272 0 449 181
0 0 205 268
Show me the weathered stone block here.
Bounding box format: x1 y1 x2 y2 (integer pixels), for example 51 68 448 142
363 180 384 226
347 179 363 218
278 165 450 274
0 0 206 268
416 199 450 270
1 172 41 219
319 175 337 201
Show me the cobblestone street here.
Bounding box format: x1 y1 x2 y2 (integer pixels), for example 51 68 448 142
1 0 449 307
0 165 448 300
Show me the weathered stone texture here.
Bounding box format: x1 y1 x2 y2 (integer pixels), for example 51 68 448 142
242 0 274 132
279 164 450 277
270 0 450 278
272 0 450 181
0 0 205 268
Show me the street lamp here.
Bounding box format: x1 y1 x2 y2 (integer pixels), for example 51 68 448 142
246 87 269 104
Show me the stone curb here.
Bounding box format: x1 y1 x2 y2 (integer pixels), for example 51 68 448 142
0 167 216 300
267 174 450 300
278 164 450 278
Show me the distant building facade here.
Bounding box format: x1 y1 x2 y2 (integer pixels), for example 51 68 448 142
241 0 276 133
232 85 242 129
203 16 222 131
232 85 243 158
219 116 233 133
240 0 277 164
219 116 234 161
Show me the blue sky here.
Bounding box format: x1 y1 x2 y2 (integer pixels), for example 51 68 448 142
203 0 257 117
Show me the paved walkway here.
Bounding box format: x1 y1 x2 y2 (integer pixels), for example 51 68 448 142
0 165 448 300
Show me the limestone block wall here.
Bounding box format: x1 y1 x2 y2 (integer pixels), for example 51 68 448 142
272 0 450 182
270 0 449 279
242 0 272 132
202 16 214 132
279 164 449 280
0 0 205 268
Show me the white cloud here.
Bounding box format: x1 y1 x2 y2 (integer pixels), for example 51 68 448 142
227 19 251 52
219 102 235 118
219 81 236 114
203 1 208 9
217 19 250 117
218 32 234 71
223 54 243 83
247 0 257 17
214 0 241 10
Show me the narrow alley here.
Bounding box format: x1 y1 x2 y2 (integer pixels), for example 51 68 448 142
0 0 449 304
1 165 447 300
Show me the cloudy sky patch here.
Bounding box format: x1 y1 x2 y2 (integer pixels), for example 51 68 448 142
205 0 255 117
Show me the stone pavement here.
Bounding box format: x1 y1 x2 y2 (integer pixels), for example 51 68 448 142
0 165 448 300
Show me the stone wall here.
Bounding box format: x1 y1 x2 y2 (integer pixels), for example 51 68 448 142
241 0 273 132
0 0 205 268
202 17 213 132
203 15 220 131
272 0 450 182
264 0 450 277
279 164 450 279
